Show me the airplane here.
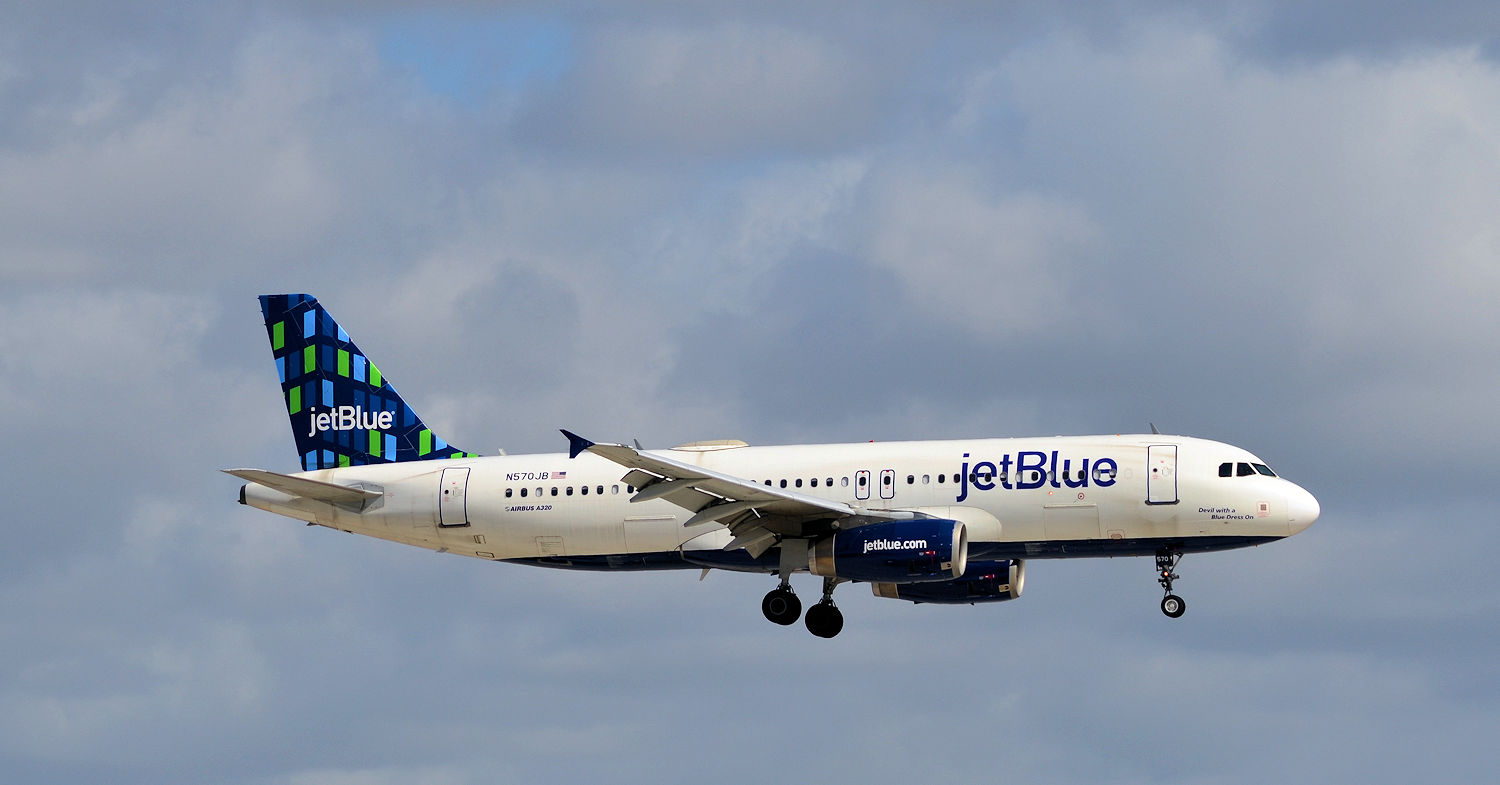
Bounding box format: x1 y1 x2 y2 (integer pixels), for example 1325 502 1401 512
228 294 1320 638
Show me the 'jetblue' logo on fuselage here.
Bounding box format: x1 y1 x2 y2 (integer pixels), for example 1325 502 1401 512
306 405 394 437
956 451 1118 502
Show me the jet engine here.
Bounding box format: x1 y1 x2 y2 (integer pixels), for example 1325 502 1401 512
809 519 967 583
871 559 1026 604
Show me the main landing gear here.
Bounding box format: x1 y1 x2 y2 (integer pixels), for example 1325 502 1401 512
1156 549 1186 618
761 580 801 625
761 578 845 638
805 578 844 639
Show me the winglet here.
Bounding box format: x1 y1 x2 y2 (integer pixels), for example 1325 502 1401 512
561 429 595 459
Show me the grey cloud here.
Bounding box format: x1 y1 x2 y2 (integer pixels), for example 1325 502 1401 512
3 4 1499 785
516 20 895 158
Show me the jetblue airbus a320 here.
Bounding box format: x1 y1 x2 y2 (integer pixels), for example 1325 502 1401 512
228 294 1320 638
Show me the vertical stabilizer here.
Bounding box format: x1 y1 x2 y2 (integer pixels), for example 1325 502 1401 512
258 294 477 470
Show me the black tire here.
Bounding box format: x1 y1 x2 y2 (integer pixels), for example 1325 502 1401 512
762 588 801 625
804 601 844 638
1161 594 1186 618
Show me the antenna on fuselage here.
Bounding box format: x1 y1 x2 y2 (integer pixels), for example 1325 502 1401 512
634 438 644 450
1150 422 1161 435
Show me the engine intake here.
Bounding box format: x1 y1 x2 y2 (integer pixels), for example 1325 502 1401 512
871 559 1026 604
809 519 967 583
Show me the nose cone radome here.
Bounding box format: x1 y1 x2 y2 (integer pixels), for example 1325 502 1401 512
1286 484 1321 534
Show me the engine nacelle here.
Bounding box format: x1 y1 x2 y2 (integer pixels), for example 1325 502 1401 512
809 520 967 583
871 559 1026 604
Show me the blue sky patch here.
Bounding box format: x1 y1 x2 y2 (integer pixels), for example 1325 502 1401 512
376 10 573 104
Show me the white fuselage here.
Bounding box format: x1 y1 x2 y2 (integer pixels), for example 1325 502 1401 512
241 434 1319 572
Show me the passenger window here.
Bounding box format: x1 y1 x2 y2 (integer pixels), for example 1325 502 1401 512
1219 462 1232 478
628 485 635 493
506 488 513 498
841 477 849 487
597 485 604 495
551 487 559 496
795 479 803 488
907 474 915 484
922 474 930 484
858 475 867 487
566 486 573 496
953 473 960 483
1237 462 1254 477
611 485 619 494
520 488 527 498
780 479 788 488
811 478 819 488
937 473 945 484
826 478 833 487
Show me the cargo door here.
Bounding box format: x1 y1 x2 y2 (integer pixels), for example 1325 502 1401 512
1044 504 1102 540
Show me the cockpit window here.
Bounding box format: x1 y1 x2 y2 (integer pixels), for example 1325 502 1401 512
1222 460 1279 478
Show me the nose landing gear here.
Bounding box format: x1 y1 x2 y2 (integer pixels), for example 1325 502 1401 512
1156 549 1186 618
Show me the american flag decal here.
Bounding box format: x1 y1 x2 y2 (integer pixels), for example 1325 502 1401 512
555 470 567 479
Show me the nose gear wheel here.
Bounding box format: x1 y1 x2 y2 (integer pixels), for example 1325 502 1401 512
1156 549 1186 619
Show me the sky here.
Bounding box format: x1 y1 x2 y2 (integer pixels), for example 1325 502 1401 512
2 1 1498 782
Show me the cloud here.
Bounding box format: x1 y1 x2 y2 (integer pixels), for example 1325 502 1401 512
3 4 1500 785
520 20 891 157
866 170 1102 337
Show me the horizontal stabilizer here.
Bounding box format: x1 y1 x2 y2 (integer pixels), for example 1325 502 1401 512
223 468 382 505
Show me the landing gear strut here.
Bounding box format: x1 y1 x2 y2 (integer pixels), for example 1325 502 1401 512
1156 549 1186 618
804 577 844 638
761 581 801 626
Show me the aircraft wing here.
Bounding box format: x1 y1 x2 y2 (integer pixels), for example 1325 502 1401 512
561 430 906 557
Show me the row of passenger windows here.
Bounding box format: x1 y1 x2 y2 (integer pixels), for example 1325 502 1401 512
760 471 1099 487
1220 462 1277 478
501 467 1136 499
505 485 637 498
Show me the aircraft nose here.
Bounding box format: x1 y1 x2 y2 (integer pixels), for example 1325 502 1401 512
1286 484 1320 534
